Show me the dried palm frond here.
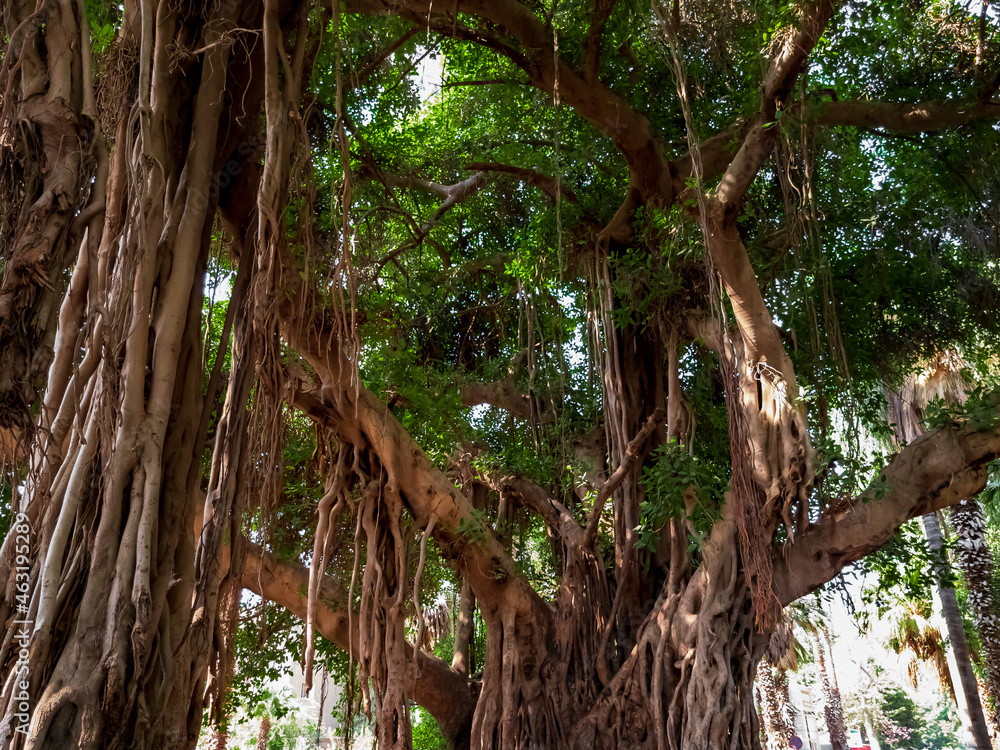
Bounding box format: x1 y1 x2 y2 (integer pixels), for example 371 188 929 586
888 600 956 703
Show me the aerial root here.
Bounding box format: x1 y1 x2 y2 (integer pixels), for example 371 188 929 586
411 513 437 675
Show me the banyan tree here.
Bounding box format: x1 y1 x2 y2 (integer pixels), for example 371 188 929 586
1 1 999 748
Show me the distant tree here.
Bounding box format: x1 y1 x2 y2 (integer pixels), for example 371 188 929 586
877 687 925 750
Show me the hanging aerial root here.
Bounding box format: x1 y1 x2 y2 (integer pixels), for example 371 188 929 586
304 443 351 692
411 513 437 674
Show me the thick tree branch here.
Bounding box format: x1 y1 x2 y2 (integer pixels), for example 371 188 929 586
458 349 557 423
500 475 586 546
282 323 553 631
810 97 1000 133
459 378 556 423
381 172 486 201
669 125 741 195
715 0 838 208
442 78 524 88
675 94 1000 200
240 541 475 748
583 0 618 83
685 311 726 355
703 217 791 372
678 7 840 371
772 416 1000 605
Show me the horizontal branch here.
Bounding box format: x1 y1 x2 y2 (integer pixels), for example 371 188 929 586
282 323 553 629
441 78 525 88
500 475 585 547
459 378 556 423
459 378 532 420
811 97 1000 133
675 94 1000 196
466 162 578 203
382 171 488 204
240 541 475 745
772 414 1000 605
345 0 675 204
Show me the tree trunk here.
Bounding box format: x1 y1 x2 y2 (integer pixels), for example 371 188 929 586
813 630 847 750
206 725 229 750
256 714 271 750
569 511 768 750
0 0 101 430
949 498 1000 737
757 667 794 750
0 0 293 747
923 511 994 750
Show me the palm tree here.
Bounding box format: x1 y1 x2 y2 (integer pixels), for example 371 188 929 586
949 497 1000 738
205 725 230 750
888 360 994 750
256 712 271 750
791 602 847 750
249 688 282 750
757 663 795 750
922 510 994 750
758 608 811 750
814 628 848 750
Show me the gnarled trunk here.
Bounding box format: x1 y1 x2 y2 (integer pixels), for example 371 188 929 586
568 512 766 750
0 0 101 429
0 0 285 746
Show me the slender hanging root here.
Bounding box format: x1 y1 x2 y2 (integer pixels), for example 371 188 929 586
411 514 438 673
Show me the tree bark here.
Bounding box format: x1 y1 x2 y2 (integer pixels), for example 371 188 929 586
757 667 794 750
240 541 476 750
949 499 1000 738
206 725 229 750
0 1 284 747
452 580 476 677
256 715 270 750
0 0 102 429
813 630 847 750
